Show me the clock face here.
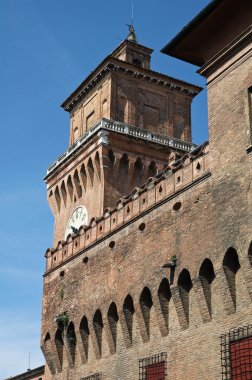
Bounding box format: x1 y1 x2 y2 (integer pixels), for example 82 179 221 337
65 206 88 239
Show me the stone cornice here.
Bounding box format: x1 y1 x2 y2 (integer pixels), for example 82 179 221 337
45 118 197 181
61 56 202 112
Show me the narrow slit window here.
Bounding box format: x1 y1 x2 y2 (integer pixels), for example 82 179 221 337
248 87 252 146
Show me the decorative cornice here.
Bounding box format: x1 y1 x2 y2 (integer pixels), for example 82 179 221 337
45 118 197 180
61 56 202 112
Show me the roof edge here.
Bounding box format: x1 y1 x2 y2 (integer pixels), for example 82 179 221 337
161 0 222 55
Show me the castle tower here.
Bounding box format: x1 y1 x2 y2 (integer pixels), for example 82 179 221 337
41 4 252 379
45 28 201 244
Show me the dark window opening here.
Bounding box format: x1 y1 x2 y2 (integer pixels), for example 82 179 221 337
248 87 252 146
132 58 142 67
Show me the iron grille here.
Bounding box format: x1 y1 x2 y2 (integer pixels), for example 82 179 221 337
139 352 167 380
221 324 252 380
80 373 102 380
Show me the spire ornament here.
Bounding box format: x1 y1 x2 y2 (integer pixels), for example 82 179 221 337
127 24 137 43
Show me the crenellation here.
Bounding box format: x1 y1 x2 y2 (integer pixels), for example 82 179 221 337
45 146 210 273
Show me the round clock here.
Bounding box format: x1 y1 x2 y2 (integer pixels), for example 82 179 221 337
65 206 88 239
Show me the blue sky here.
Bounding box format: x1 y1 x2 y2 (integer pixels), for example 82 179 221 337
0 0 210 377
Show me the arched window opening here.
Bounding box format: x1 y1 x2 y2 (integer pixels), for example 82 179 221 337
73 170 82 198
42 333 55 375
108 149 115 179
66 322 76 366
119 153 129 176
118 153 129 192
158 278 171 329
80 164 87 191
223 248 240 309
54 186 61 212
108 149 115 164
178 269 193 324
140 287 153 338
123 294 135 344
199 259 215 317
55 329 64 370
133 157 143 187
95 152 101 180
87 158 95 186
60 181 67 206
93 309 103 356
67 176 74 200
80 316 89 361
147 161 157 179
107 302 119 350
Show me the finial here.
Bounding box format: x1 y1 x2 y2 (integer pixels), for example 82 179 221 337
127 24 137 43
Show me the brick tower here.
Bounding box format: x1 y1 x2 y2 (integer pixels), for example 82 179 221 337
41 3 252 379
45 27 200 245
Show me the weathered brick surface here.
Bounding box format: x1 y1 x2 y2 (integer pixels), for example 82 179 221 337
41 30 252 380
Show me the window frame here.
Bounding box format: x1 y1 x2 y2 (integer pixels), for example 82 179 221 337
220 324 252 380
139 352 167 380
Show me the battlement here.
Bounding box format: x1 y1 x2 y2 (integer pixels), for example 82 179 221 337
44 142 210 273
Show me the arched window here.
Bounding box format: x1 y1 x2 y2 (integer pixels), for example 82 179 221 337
199 259 215 317
223 248 240 310
93 309 103 356
60 181 67 206
67 176 74 200
158 278 171 329
80 316 89 361
117 153 129 193
133 157 143 187
147 161 157 179
87 158 95 185
55 329 64 371
123 294 135 344
107 302 119 351
73 170 82 198
66 322 76 366
95 152 101 180
54 186 61 212
80 164 87 191
140 287 153 338
178 269 193 325
42 333 56 375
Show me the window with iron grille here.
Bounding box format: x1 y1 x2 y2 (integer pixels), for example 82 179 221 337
139 352 167 380
80 373 102 380
221 324 252 380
